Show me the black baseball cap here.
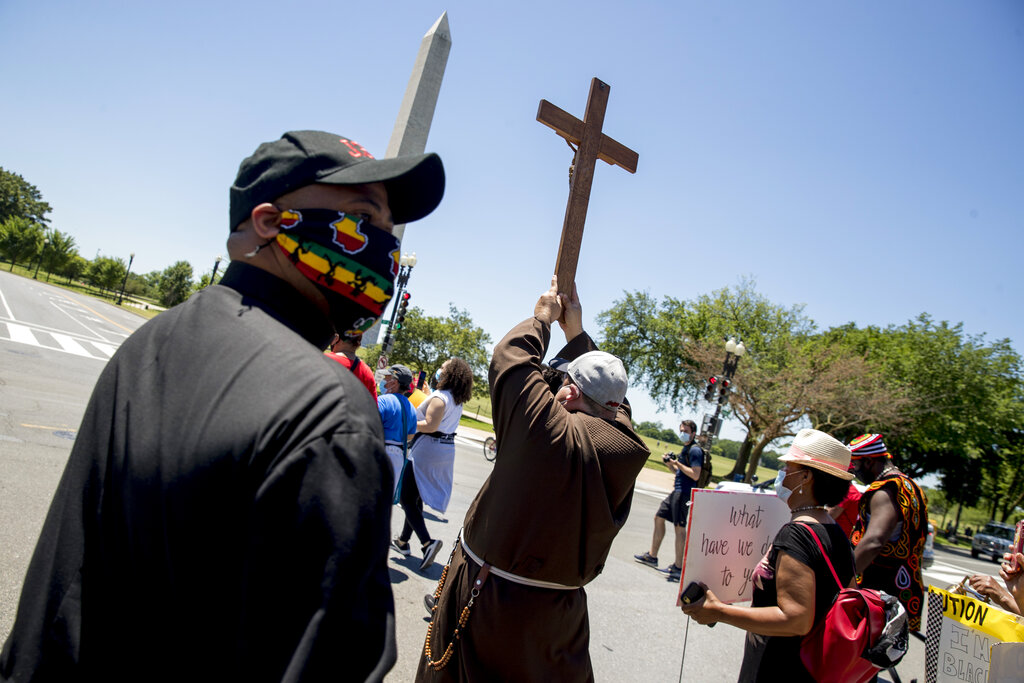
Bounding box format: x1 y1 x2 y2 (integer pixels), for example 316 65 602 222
385 364 414 388
229 130 445 230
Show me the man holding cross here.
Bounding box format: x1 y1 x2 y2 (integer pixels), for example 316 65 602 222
417 277 650 682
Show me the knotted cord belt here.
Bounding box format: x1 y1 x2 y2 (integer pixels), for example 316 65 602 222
423 532 581 671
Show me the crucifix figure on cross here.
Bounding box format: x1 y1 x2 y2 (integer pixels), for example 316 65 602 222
537 77 639 294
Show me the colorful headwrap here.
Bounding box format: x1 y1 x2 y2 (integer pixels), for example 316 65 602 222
848 433 891 460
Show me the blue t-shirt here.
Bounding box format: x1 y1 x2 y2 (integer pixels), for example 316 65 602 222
377 393 416 443
673 443 704 497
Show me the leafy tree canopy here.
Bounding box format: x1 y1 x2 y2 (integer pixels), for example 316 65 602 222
0 168 51 225
0 216 45 271
87 256 127 292
598 279 903 480
383 304 492 396
159 261 194 307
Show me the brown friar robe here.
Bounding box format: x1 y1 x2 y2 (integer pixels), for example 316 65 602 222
416 317 650 683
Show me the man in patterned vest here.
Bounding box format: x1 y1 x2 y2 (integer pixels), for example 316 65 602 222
849 434 929 631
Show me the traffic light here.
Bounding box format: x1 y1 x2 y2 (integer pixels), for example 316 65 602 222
703 376 718 401
705 415 720 437
717 378 731 404
394 291 411 330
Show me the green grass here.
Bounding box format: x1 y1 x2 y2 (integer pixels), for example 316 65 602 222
461 395 492 421
458 415 494 432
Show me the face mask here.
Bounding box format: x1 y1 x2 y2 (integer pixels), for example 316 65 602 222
679 431 692 444
273 209 400 335
774 470 798 503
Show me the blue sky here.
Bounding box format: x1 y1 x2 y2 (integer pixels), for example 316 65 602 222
2 1 1021 441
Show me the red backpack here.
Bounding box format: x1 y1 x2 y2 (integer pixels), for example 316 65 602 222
797 523 909 683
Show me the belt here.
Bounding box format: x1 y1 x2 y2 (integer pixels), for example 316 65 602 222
427 432 456 444
460 535 580 590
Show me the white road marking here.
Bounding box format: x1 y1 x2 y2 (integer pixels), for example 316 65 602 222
7 322 36 345
49 298 117 342
91 342 117 358
0 286 14 320
0 321 118 361
50 332 93 357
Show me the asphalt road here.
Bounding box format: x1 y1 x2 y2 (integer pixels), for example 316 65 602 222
0 268 1011 681
387 439 995 683
0 270 147 636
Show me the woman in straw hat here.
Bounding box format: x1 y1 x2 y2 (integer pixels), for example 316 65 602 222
681 429 856 682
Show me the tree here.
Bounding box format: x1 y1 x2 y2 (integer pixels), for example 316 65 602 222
0 168 51 226
159 261 195 307
822 316 1023 515
822 317 1022 469
683 336 907 481
385 304 492 395
598 280 906 481
0 216 45 271
634 421 682 445
62 254 88 284
87 256 127 294
40 229 77 281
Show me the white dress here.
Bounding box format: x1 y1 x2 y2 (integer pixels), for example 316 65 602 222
408 389 462 513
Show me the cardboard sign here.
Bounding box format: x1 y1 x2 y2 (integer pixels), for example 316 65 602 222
924 587 1024 683
677 489 790 605
990 642 1024 682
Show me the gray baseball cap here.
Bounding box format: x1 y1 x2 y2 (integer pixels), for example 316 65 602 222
564 351 627 409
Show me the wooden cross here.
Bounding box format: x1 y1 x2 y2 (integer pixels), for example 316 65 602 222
537 77 638 293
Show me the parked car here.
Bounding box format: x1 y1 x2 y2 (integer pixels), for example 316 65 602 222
922 523 935 569
971 521 1015 562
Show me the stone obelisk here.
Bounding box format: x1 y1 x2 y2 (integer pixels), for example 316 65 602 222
387 11 451 244
365 12 451 347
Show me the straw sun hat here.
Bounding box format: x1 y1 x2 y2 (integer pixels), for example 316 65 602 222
778 428 854 481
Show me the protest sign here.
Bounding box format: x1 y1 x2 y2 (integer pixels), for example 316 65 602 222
924 586 1024 683
677 489 789 605
989 642 1024 682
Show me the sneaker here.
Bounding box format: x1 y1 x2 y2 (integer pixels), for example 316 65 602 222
423 594 436 614
420 539 443 571
633 552 659 567
659 564 682 582
391 538 411 556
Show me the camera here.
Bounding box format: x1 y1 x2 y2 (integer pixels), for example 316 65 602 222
662 452 677 463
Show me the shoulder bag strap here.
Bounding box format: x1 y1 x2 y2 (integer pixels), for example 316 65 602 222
796 522 843 591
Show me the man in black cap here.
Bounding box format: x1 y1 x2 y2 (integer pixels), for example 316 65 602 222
0 131 444 682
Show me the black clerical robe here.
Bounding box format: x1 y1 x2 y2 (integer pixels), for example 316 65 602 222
1 262 396 683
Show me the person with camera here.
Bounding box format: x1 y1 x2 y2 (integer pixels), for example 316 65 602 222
634 420 703 581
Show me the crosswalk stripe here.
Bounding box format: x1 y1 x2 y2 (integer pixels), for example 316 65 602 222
1 321 118 361
91 342 117 358
7 322 36 345
50 332 93 357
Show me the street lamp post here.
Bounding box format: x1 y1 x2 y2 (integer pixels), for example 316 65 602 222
700 336 746 449
32 238 50 279
378 252 417 364
116 252 135 305
207 255 223 287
